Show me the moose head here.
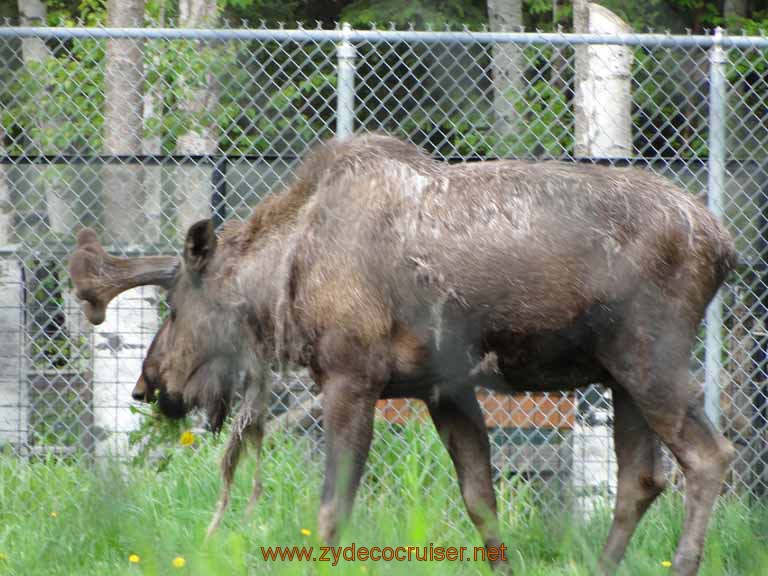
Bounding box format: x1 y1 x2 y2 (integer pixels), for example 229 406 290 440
69 220 251 432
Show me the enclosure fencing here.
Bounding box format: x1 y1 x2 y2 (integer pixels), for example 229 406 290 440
0 23 766 516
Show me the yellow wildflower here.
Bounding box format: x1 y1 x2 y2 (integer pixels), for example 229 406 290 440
179 431 195 447
172 556 186 568
50 511 58 518
300 528 311 536
661 560 672 568
128 554 141 564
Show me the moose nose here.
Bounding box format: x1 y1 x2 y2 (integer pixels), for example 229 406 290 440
132 374 148 402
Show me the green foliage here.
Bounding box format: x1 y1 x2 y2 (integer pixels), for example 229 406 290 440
595 0 721 32
45 0 106 27
2 40 104 155
1 425 767 575
524 0 572 31
28 386 88 447
398 76 574 160
143 37 238 153
128 398 191 470
722 7 768 32
22 259 91 450
341 0 485 28
217 63 337 154
30 334 89 370
496 78 573 157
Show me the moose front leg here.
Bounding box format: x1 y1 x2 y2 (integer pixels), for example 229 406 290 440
428 391 506 570
317 372 380 544
205 407 265 540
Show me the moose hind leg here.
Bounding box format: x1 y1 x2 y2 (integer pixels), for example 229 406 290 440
427 390 505 570
601 319 734 576
666 404 734 575
599 387 666 573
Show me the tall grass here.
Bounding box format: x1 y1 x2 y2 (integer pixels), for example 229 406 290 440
0 422 766 575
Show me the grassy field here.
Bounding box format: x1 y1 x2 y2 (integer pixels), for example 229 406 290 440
1 423 767 576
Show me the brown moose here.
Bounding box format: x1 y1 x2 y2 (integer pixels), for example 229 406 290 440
69 134 737 575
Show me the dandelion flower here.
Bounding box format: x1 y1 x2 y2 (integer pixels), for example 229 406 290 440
300 528 311 536
50 511 58 518
179 431 195 447
172 556 186 568
661 560 672 568
128 554 140 564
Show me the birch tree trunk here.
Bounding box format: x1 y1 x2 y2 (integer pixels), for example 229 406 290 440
487 0 524 152
176 0 219 233
103 0 146 244
18 0 47 62
143 1 166 244
572 2 632 514
573 2 633 158
96 0 158 456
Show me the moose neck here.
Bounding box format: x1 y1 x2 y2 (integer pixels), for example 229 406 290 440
216 179 315 357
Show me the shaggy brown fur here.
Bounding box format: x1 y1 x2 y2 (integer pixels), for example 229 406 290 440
70 134 737 575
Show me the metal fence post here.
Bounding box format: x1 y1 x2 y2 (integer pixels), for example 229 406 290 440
210 156 228 229
336 22 356 137
704 26 727 430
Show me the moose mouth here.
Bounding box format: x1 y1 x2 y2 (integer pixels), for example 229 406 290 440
154 360 233 425
154 362 207 420
156 387 188 420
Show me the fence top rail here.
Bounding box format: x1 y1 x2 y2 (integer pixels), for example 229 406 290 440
0 25 767 48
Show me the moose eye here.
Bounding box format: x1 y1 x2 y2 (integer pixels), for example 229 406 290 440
163 296 177 322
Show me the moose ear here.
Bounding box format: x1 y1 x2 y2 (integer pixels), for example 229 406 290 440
184 219 217 276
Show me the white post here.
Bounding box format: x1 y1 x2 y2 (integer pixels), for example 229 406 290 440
336 22 356 137
0 258 25 450
704 27 728 430
92 285 159 456
572 3 633 514
574 3 633 158
0 132 23 449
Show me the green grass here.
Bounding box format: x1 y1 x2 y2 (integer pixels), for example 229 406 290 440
0 423 766 576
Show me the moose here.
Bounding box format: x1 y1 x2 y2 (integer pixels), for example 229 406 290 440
69 134 737 575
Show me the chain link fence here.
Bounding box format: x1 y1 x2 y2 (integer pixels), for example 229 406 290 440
0 24 767 515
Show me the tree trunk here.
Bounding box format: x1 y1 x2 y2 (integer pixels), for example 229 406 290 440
103 0 146 244
724 0 749 22
18 0 80 238
487 0 524 154
17 0 47 62
96 0 157 456
143 0 166 245
573 2 633 158
724 0 759 162
176 0 219 233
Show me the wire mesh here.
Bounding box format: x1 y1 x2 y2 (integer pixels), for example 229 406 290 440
0 25 766 521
